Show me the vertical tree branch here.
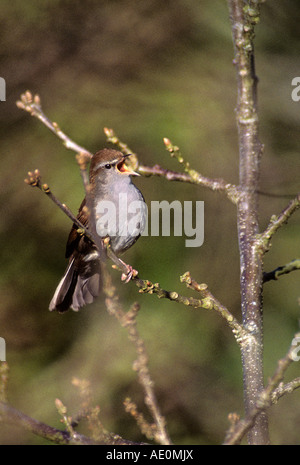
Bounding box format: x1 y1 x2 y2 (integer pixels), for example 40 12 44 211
228 0 269 444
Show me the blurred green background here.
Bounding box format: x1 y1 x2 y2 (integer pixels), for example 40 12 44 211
0 0 300 445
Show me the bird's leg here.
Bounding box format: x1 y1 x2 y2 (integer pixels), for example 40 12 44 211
104 239 138 282
119 259 138 283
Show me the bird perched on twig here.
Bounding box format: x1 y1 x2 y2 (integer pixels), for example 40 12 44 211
49 148 147 312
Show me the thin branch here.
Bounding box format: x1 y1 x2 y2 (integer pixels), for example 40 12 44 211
180 272 245 339
139 163 200 182
257 194 300 255
271 377 300 404
0 400 146 445
0 364 147 445
104 127 239 203
25 165 108 266
102 271 172 445
163 137 238 203
104 127 296 202
138 162 235 201
24 169 144 281
24 170 95 243
263 259 300 283
16 91 92 157
0 400 96 445
124 397 159 441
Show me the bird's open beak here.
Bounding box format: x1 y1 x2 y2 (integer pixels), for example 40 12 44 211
117 155 140 176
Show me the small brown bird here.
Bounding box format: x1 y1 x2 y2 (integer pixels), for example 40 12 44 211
49 148 146 312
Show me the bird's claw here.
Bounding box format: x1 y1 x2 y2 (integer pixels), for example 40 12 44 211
121 265 138 283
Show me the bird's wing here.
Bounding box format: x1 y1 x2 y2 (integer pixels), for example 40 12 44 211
65 198 89 258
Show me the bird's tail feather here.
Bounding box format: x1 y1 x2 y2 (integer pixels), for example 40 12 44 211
49 258 101 312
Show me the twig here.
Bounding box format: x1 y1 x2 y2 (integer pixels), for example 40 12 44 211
0 400 145 445
180 272 245 339
263 259 300 283
55 398 78 441
139 163 199 182
163 137 238 203
257 194 300 255
124 397 158 441
271 377 300 404
24 169 143 281
24 169 94 243
104 127 238 203
102 271 172 445
16 91 92 157
223 332 300 445
124 303 171 445
0 400 96 445
70 377 107 442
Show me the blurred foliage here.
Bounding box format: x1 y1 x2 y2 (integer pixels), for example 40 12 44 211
0 0 300 445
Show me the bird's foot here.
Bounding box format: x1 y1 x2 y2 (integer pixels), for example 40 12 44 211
121 264 138 283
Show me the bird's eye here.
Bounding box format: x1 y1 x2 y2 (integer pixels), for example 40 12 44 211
105 164 112 169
